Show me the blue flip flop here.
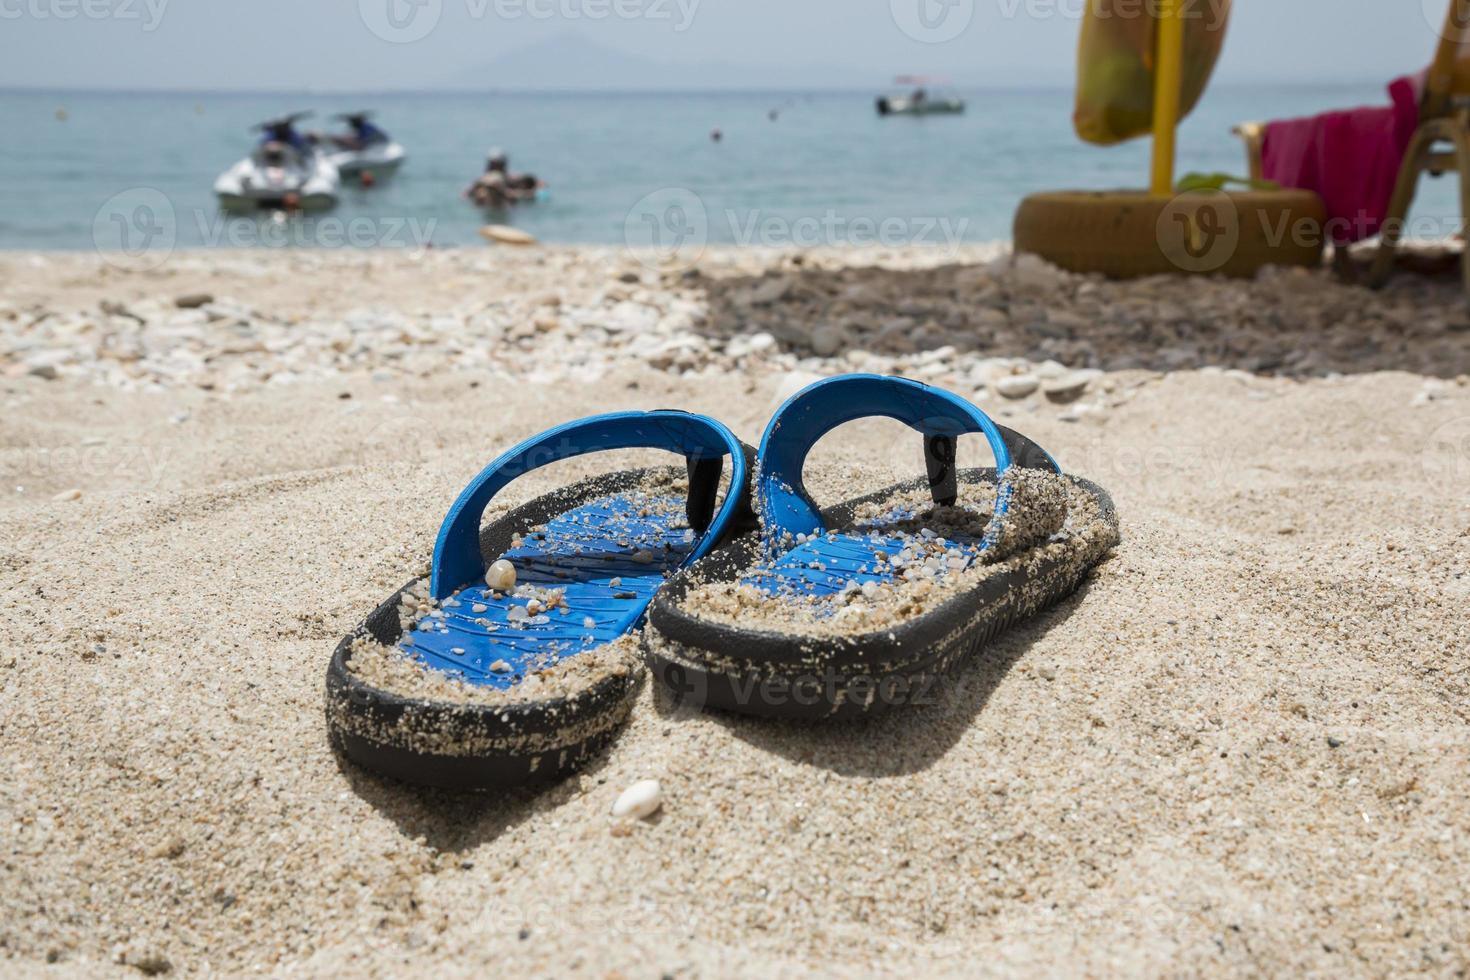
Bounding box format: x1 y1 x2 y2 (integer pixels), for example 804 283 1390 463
644 374 1119 719
327 410 753 789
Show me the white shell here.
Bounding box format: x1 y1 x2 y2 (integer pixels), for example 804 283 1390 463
485 559 517 592
611 779 662 820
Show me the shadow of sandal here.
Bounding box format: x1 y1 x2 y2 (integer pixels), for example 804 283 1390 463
649 578 1097 779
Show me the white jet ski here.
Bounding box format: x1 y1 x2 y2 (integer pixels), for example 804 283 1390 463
317 112 406 179
214 113 341 212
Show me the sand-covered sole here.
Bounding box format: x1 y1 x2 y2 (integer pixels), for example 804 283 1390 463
644 470 1119 720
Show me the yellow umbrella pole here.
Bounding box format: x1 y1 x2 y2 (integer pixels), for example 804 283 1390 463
1149 0 1185 196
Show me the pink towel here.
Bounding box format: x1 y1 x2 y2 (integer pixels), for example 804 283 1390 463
1261 76 1421 243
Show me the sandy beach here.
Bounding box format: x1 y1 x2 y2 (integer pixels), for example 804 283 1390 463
2 245 1468 975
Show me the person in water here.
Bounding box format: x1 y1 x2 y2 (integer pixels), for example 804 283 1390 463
467 149 539 207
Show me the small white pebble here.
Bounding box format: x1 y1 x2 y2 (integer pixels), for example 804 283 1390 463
52 488 82 502
609 577 622 587
611 779 662 820
583 616 596 629
450 647 465 656
490 659 513 673
472 603 488 613
631 550 655 564
485 559 517 592
506 605 529 622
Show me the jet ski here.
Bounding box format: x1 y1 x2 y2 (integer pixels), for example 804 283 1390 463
214 113 341 212
317 112 406 179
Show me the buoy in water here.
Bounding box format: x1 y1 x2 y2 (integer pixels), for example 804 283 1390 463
360 170 376 188
479 224 537 246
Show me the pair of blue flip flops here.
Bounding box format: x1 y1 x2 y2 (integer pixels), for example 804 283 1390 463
326 373 1118 789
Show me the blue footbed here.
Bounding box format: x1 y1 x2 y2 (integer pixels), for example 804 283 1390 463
743 497 988 606
395 409 748 693
402 489 693 690
744 374 1051 613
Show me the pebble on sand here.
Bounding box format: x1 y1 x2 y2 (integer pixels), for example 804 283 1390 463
611 779 662 820
485 559 517 592
809 323 846 357
52 488 82 502
1042 372 1092 404
175 293 214 309
995 374 1040 399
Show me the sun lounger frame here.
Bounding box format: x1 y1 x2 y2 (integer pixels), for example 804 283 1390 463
1234 0 1470 294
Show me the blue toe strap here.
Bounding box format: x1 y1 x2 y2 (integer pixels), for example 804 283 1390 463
431 411 747 599
756 374 1055 540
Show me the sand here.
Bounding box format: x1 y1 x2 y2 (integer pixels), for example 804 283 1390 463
2 246 1469 976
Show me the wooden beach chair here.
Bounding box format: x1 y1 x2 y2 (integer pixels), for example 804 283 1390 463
1234 0 1470 294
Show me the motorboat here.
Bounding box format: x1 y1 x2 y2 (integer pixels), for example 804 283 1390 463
876 78 966 116
213 113 341 212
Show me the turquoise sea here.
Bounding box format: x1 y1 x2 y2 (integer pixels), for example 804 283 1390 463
0 85 1457 251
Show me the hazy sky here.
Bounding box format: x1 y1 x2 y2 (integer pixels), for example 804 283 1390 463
0 0 1448 91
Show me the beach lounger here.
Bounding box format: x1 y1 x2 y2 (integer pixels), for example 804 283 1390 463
1235 0 1470 293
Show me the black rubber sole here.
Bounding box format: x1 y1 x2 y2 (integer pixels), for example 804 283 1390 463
325 469 682 791
643 470 1118 721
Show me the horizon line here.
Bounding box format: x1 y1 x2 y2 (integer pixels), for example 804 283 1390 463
0 77 1392 98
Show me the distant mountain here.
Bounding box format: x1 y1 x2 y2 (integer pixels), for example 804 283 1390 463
440 31 977 92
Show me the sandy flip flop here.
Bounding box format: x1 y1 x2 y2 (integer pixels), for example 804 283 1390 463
327 411 753 789
643 374 1120 720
